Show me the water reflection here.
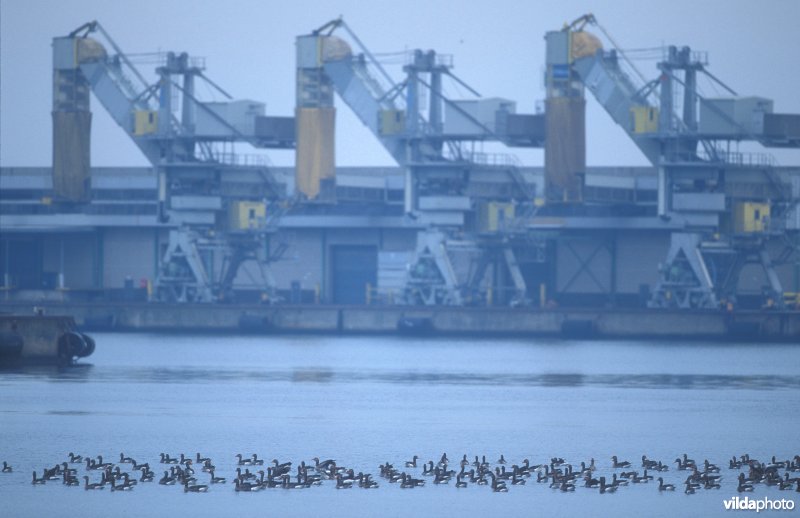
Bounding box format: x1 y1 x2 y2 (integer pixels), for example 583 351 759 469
2 366 798 391
0 364 94 381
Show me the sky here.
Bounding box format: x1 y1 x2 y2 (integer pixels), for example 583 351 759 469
1 0 799 169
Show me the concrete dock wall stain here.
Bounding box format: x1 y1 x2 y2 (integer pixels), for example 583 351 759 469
0 315 75 359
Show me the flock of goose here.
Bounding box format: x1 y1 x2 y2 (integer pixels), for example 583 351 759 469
3 452 800 494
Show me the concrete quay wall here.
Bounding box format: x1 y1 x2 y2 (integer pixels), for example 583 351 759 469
2 303 798 341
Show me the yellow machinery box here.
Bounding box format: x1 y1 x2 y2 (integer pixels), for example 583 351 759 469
734 201 770 233
229 201 266 230
134 110 158 135
631 106 659 133
379 110 405 135
478 201 515 232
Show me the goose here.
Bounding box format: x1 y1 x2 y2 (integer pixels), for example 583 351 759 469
737 473 755 492
280 474 304 489
68 452 83 463
400 474 416 489
184 480 208 492
360 474 378 489
497 454 506 465
658 477 675 491
95 456 113 470
405 456 418 468
158 471 176 485
110 478 134 491
196 453 211 464
460 455 469 468
83 476 104 490
250 454 264 466
236 468 256 480
120 453 134 464
766 460 784 474
236 454 254 466
2 462 12 473
455 474 467 488
738 473 756 485
490 474 508 493
433 472 450 484
272 459 291 471
560 480 576 492
599 477 616 494
704 479 721 489
209 469 226 483
511 473 525 485
304 472 323 486
312 457 335 472
160 453 178 464
64 474 80 486
140 470 154 483
234 479 260 492
119 472 137 486
258 470 280 489
336 474 353 489
784 473 800 486
438 453 449 467
32 471 46 485
685 478 702 491
495 466 511 480
612 456 631 469
584 475 600 488
684 482 696 494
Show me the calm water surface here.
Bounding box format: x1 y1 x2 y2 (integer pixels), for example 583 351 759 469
1 334 798 517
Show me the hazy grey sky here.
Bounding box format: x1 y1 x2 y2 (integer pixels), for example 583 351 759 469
2 0 799 168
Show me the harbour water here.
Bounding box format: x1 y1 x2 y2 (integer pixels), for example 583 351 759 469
1 333 798 517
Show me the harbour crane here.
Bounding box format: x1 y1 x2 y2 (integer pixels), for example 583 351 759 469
547 14 800 309
297 18 546 305
53 21 295 302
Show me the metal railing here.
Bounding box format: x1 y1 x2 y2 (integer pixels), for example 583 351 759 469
699 150 777 168
456 151 521 168
125 52 206 70
210 152 273 168
364 283 534 307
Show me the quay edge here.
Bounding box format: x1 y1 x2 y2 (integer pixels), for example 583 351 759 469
1 303 798 342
